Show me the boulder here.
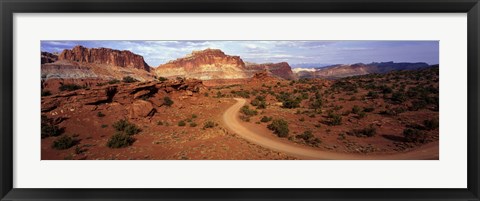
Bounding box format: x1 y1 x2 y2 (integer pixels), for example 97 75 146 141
129 100 156 118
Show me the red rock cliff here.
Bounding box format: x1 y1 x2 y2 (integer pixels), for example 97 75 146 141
246 62 295 80
155 48 248 80
58 45 150 72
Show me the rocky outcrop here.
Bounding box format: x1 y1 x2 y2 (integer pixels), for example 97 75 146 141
245 62 295 80
41 78 205 119
58 45 150 72
41 52 58 64
155 49 248 80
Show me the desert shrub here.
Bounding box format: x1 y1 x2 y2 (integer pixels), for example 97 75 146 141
240 105 258 116
112 119 140 135
59 84 83 91
327 113 342 126
382 86 393 94
363 106 375 112
351 105 362 114
101 124 108 128
409 100 427 111
189 122 197 127
403 128 427 143
163 97 174 106
215 91 224 98
122 76 138 83
367 91 379 98
260 116 272 123
41 117 63 138
203 121 216 129
191 114 198 119
97 111 105 117
107 132 134 148
231 90 250 98
251 95 267 109
52 135 77 150
158 77 168 82
282 98 301 109
41 90 52 96
310 93 323 112
348 125 376 137
380 107 406 116
41 124 62 138
296 130 313 141
107 79 120 85
267 119 289 137
124 124 141 135
391 92 407 103
178 120 186 127
357 111 367 119
423 119 439 130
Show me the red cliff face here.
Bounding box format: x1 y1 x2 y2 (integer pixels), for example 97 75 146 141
58 45 150 72
155 49 248 80
246 62 295 80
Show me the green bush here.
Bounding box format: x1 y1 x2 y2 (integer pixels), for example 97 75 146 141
164 97 174 106
107 132 134 148
203 121 216 129
41 117 63 138
310 92 323 112
112 119 140 135
423 119 439 130
351 105 362 114
363 107 375 112
391 92 407 103
189 122 197 127
367 91 379 98
97 111 105 117
403 128 427 143
107 79 120 85
41 90 52 96
282 98 301 109
296 130 313 141
52 135 77 150
158 77 168 82
349 125 376 137
124 124 141 135
59 84 84 91
178 120 186 127
267 119 289 137
240 105 258 116
327 113 342 126
122 76 138 83
260 116 272 123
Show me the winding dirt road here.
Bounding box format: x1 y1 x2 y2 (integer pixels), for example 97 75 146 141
222 98 439 160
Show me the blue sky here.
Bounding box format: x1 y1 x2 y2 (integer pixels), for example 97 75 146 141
41 40 439 67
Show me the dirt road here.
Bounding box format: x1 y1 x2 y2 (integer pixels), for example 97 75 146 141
222 98 439 160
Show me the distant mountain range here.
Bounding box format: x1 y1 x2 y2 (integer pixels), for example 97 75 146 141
41 46 436 83
295 61 432 79
291 63 333 68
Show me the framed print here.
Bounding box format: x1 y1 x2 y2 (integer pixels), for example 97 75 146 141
1 0 479 201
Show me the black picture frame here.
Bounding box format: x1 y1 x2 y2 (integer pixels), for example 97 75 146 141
1 0 479 200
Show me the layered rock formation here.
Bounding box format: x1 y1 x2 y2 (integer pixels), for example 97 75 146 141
155 49 248 80
41 78 205 119
245 62 295 80
59 45 150 72
295 61 430 79
41 52 58 64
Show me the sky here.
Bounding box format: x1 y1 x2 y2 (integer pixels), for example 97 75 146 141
41 40 439 67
